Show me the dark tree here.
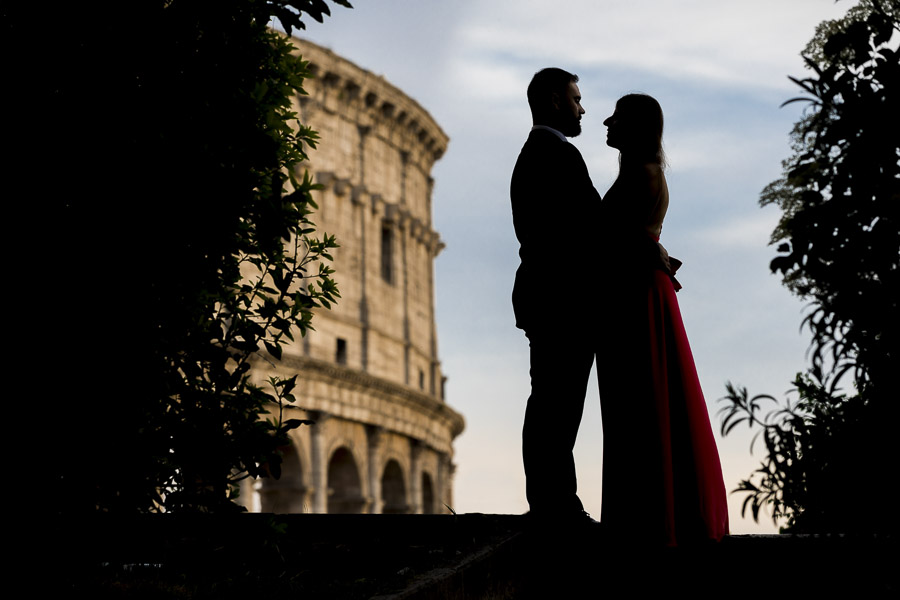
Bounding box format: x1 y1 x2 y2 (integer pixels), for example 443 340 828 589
9 1 351 513
720 0 899 533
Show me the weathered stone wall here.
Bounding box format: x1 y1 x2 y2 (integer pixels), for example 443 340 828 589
242 37 463 515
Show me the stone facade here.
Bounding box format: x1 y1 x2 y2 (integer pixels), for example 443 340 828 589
241 37 464 515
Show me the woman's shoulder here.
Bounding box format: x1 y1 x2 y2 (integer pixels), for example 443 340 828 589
620 161 664 190
620 158 663 176
640 162 664 179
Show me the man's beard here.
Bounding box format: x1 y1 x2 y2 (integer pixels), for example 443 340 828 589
561 117 581 137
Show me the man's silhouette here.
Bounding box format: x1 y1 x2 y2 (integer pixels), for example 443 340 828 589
511 68 601 523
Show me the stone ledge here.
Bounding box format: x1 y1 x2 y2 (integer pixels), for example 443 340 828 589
54 514 897 599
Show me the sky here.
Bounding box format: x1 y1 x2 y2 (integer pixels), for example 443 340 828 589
296 0 856 534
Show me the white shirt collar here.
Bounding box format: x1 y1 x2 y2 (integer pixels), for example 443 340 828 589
531 125 568 142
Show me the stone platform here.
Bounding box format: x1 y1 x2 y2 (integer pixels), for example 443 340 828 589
56 514 895 598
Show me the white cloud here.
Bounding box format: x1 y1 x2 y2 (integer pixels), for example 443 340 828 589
455 0 851 92
694 209 782 249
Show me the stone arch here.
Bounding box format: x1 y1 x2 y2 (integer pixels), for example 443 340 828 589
259 443 308 513
327 446 365 514
421 471 436 514
381 458 408 514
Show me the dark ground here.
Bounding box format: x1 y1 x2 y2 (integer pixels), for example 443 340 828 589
55 514 896 599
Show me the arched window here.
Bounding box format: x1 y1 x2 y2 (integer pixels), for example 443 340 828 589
381 459 408 514
327 447 365 514
422 471 436 514
259 445 307 513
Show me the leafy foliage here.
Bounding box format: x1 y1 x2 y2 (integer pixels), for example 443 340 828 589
720 0 899 533
761 0 899 395
720 373 878 532
37 1 351 513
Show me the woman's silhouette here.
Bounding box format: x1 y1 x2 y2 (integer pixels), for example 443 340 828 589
597 93 729 545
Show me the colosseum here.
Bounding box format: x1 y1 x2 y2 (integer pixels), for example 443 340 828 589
239 37 465 515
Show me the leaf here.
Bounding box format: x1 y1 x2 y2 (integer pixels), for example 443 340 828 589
264 340 283 360
278 375 298 395
282 418 315 432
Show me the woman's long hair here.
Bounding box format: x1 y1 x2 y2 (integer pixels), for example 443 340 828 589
616 93 666 168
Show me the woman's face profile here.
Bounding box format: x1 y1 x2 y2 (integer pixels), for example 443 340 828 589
603 106 626 150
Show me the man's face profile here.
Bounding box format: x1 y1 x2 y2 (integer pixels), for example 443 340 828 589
555 81 584 137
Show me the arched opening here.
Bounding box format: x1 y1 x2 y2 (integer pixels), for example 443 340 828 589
327 447 365 514
259 444 307 513
422 471 436 514
381 459 408 514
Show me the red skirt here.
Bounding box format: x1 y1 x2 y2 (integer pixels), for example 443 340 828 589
599 267 729 545
648 268 729 544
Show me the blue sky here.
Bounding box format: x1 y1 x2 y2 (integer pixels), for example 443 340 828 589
298 0 855 533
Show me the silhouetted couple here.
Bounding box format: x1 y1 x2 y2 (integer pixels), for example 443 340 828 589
512 68 729 546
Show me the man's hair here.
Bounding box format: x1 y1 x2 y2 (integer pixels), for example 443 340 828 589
527 68 578 120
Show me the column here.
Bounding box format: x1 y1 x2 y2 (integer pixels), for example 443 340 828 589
308 410 330 513
437 452 454 514
366 425 384 514
410 439 423 514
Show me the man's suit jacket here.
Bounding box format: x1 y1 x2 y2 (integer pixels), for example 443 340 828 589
510 128 602 333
